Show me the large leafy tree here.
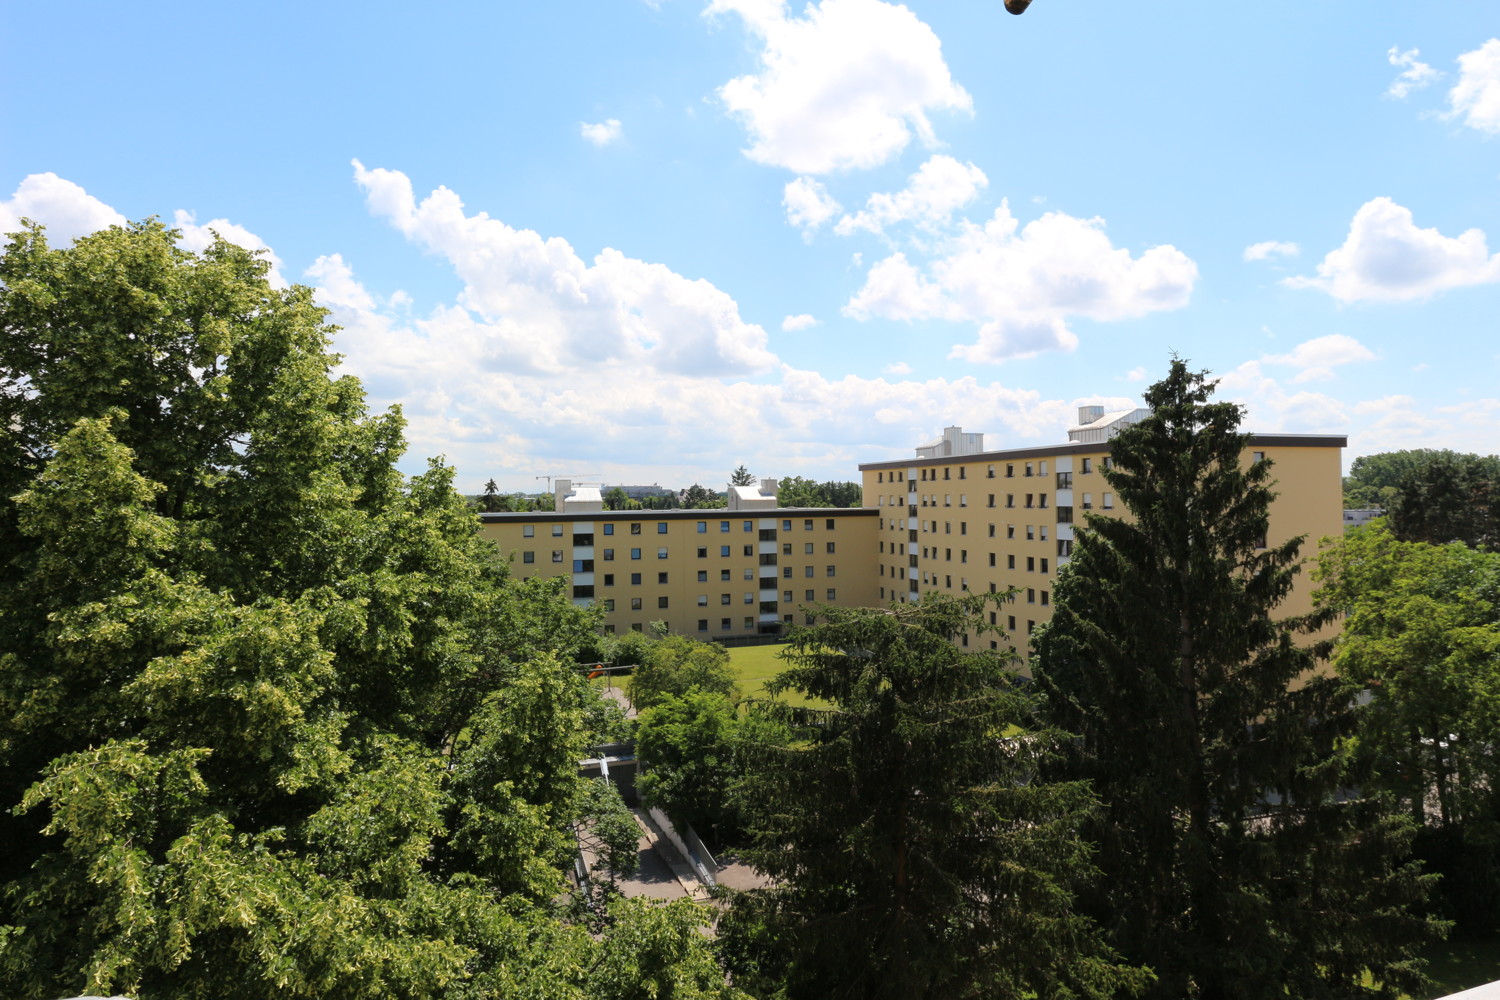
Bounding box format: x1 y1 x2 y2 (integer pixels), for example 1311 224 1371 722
0 220 696 1000
1034 360 1439 1000
729 464 755 487
722 594 1145 1000
1386 451 1500 550
1317 521 1500 931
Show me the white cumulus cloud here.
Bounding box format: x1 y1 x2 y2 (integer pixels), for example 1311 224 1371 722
1261 334 1377 383
1386 46 1438 99
580 118 624 146
1243 240 1299 262
351 160 776 378
707 0 972 174
844 201 1198 362
781 313 818 330
0 173 126 245
835 155 987 236
1447 38 1500 133
782 176 841 235
1285 196 1500 302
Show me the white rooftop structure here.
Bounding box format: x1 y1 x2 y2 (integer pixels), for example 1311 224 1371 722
916 425 986 459
1067 405 1151 444
553 478 603 513
727 477 779 510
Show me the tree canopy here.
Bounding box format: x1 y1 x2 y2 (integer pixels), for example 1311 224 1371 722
1034 359 1440 1000
0 220 726 1000
722 594 1144 1000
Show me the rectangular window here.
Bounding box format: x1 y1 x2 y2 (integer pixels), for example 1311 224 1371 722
721 545 731 556
827 589 837 600
1025 463 1033 476
1008 615 1016 630
744 545 754 557
1082 493 1092 509
658 572 669 584
630 523 642 535
697 546 708 558
603 548 615 560
697 521 707 533
658 596 669 608
604 599 615 611
1041 590 1050 606
745 568 754 580
603 523 614 535
1027 588 1036 604
631 548 641 560
1005 464 1014 477
744 521 753 532
721 569 732 581
603 574 614 586
826 565 836 577
657 522 668 534
987 494 995 507
783 566 793 578
631 572 642 584
1008 554 1016 569
1027 525 1035 540
805 566 815 578
522 551 535 564
1025 494 1034 508
1006 494 1015 508
804 519 814 530
744 593 754 604
721 594 731 605
1082 458 1092 473
523 525 535 538
827 518 835 530
784 590 793 603
1040 525 1049 541
697 570 708 582
552 525 564 536
552 550 564 563
657 547 668 559
1027 556 1035 572
1041 557 1049 573
1102 492 1114 509
1253 451 1266 463
631 597 643 610
988 553 996 566
783 519 792 531
721 618 732 630
744 617 755 629
698 619 708 631
1039 461 1048 476
721 521 731 532
1007 525 1015 538
826 541 836 553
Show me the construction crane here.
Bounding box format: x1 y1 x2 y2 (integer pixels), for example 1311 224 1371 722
534 474 600 490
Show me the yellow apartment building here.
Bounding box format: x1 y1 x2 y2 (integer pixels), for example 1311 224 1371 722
481 408 1345 653
858 412 1345 659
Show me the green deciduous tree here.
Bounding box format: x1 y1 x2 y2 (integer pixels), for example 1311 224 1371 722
636 690 741 838
1317 520 1500 931
0 220 686 1000
723 594 1144 1000
1034 360 1440 1000
626 635 738 712
1387 451 1500 550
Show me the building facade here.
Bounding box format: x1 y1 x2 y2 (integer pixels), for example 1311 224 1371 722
482 411 1346 654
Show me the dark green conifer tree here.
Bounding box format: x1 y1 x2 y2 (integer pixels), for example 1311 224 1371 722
1034 360 1441 1000
723 594 1148 1000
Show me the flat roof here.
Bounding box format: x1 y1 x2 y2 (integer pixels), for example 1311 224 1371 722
479 507 879 524
857 434 1348 472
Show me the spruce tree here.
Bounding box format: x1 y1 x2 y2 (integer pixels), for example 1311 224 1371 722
723 593 1147 1000
1034 360 1441 1000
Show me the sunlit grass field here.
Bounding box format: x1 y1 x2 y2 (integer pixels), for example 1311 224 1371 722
725 642 827 709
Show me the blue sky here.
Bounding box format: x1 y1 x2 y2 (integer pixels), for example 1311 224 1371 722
4 1 1498 491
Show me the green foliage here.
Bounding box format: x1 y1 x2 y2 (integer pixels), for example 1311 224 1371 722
581 779 642 880
627 635 738 712
0 220 713 1000
1344 450 1454 509
635 691 741 837
603 486 631 510
680 483 726 508
724 594 1145 1000
729 465 755 487
587 898 747 1000
1387 451 1500 550
1035 359 1441 1000
1318 521 1500 931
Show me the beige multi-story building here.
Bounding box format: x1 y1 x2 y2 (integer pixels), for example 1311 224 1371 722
481 409 1346 654
479 477 880 638
858 409 1345 658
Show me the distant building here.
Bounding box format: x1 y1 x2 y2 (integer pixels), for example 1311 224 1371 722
604 484 676 501
1343 508 1385 531
481 404 1346 653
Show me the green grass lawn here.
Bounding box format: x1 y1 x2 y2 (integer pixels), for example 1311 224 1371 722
726 642 828 709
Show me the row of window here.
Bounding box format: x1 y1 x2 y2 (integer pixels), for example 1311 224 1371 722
595 590 839 613
875 457 1118 485
523 517 845 538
